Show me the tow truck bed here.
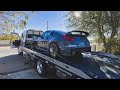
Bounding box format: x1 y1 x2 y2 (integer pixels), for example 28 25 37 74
20 46 120 79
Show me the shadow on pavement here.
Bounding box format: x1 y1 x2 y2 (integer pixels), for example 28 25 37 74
0 54 34 75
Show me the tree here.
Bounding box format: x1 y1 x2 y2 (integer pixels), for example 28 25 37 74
0 11 32 33
66 11 120 53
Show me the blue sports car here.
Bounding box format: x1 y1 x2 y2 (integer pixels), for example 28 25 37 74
34 30 91 58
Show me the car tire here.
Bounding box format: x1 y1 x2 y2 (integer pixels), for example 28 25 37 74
36 60 47 77
74 52 83 58
49 43 60 58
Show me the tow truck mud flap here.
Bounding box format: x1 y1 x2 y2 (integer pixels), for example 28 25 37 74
22 47 91 79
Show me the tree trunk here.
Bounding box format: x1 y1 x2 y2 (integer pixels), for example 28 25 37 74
107 11 118 53
96 16 107 53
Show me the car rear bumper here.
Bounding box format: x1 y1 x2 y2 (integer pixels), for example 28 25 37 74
60 46 91 56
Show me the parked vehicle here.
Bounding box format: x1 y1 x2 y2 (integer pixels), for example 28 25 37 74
20 29 43 48
10 32 20 47
34 30 91 58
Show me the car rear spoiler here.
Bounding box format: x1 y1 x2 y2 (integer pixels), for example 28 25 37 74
66 31 89 37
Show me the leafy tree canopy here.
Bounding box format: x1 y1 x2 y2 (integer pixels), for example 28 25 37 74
0 11 34 33
66 11 120 53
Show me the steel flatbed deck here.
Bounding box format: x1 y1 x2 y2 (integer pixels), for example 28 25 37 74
19 46 120 79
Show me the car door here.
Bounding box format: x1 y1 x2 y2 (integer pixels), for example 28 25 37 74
38 31 51 51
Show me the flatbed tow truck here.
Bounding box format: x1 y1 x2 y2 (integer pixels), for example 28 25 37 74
13 30 120 79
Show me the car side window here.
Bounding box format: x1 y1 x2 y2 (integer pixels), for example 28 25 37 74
50 32 54 36
50 32 58 37
42 31 51 38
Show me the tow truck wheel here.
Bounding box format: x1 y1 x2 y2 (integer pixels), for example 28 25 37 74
37 60 47 77
18 47 23 55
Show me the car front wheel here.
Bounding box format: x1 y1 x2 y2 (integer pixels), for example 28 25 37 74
49 43 59 58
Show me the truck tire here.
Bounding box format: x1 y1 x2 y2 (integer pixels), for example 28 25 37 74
18 47 23 55
36 60 47 77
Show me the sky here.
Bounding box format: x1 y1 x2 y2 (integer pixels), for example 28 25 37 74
15 11 93 40
16 11 69 35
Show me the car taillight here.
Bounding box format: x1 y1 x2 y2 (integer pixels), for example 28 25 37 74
62 36 74 41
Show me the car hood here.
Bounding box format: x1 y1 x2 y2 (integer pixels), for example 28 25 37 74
72 52 120 79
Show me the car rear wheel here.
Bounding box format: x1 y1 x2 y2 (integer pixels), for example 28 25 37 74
74 52 83 58
49 43 59 58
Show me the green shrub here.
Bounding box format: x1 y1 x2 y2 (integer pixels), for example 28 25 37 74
0 34 18 41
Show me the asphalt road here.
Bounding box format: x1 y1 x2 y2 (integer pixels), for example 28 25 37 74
0 46 45 79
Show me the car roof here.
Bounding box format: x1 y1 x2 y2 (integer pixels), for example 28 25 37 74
47 30 67 34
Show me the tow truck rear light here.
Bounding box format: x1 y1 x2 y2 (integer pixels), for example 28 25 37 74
62 36 74 41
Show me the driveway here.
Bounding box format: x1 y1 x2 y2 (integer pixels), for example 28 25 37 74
0 68 45 79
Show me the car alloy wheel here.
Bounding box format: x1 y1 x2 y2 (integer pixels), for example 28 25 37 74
49 44 57 58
